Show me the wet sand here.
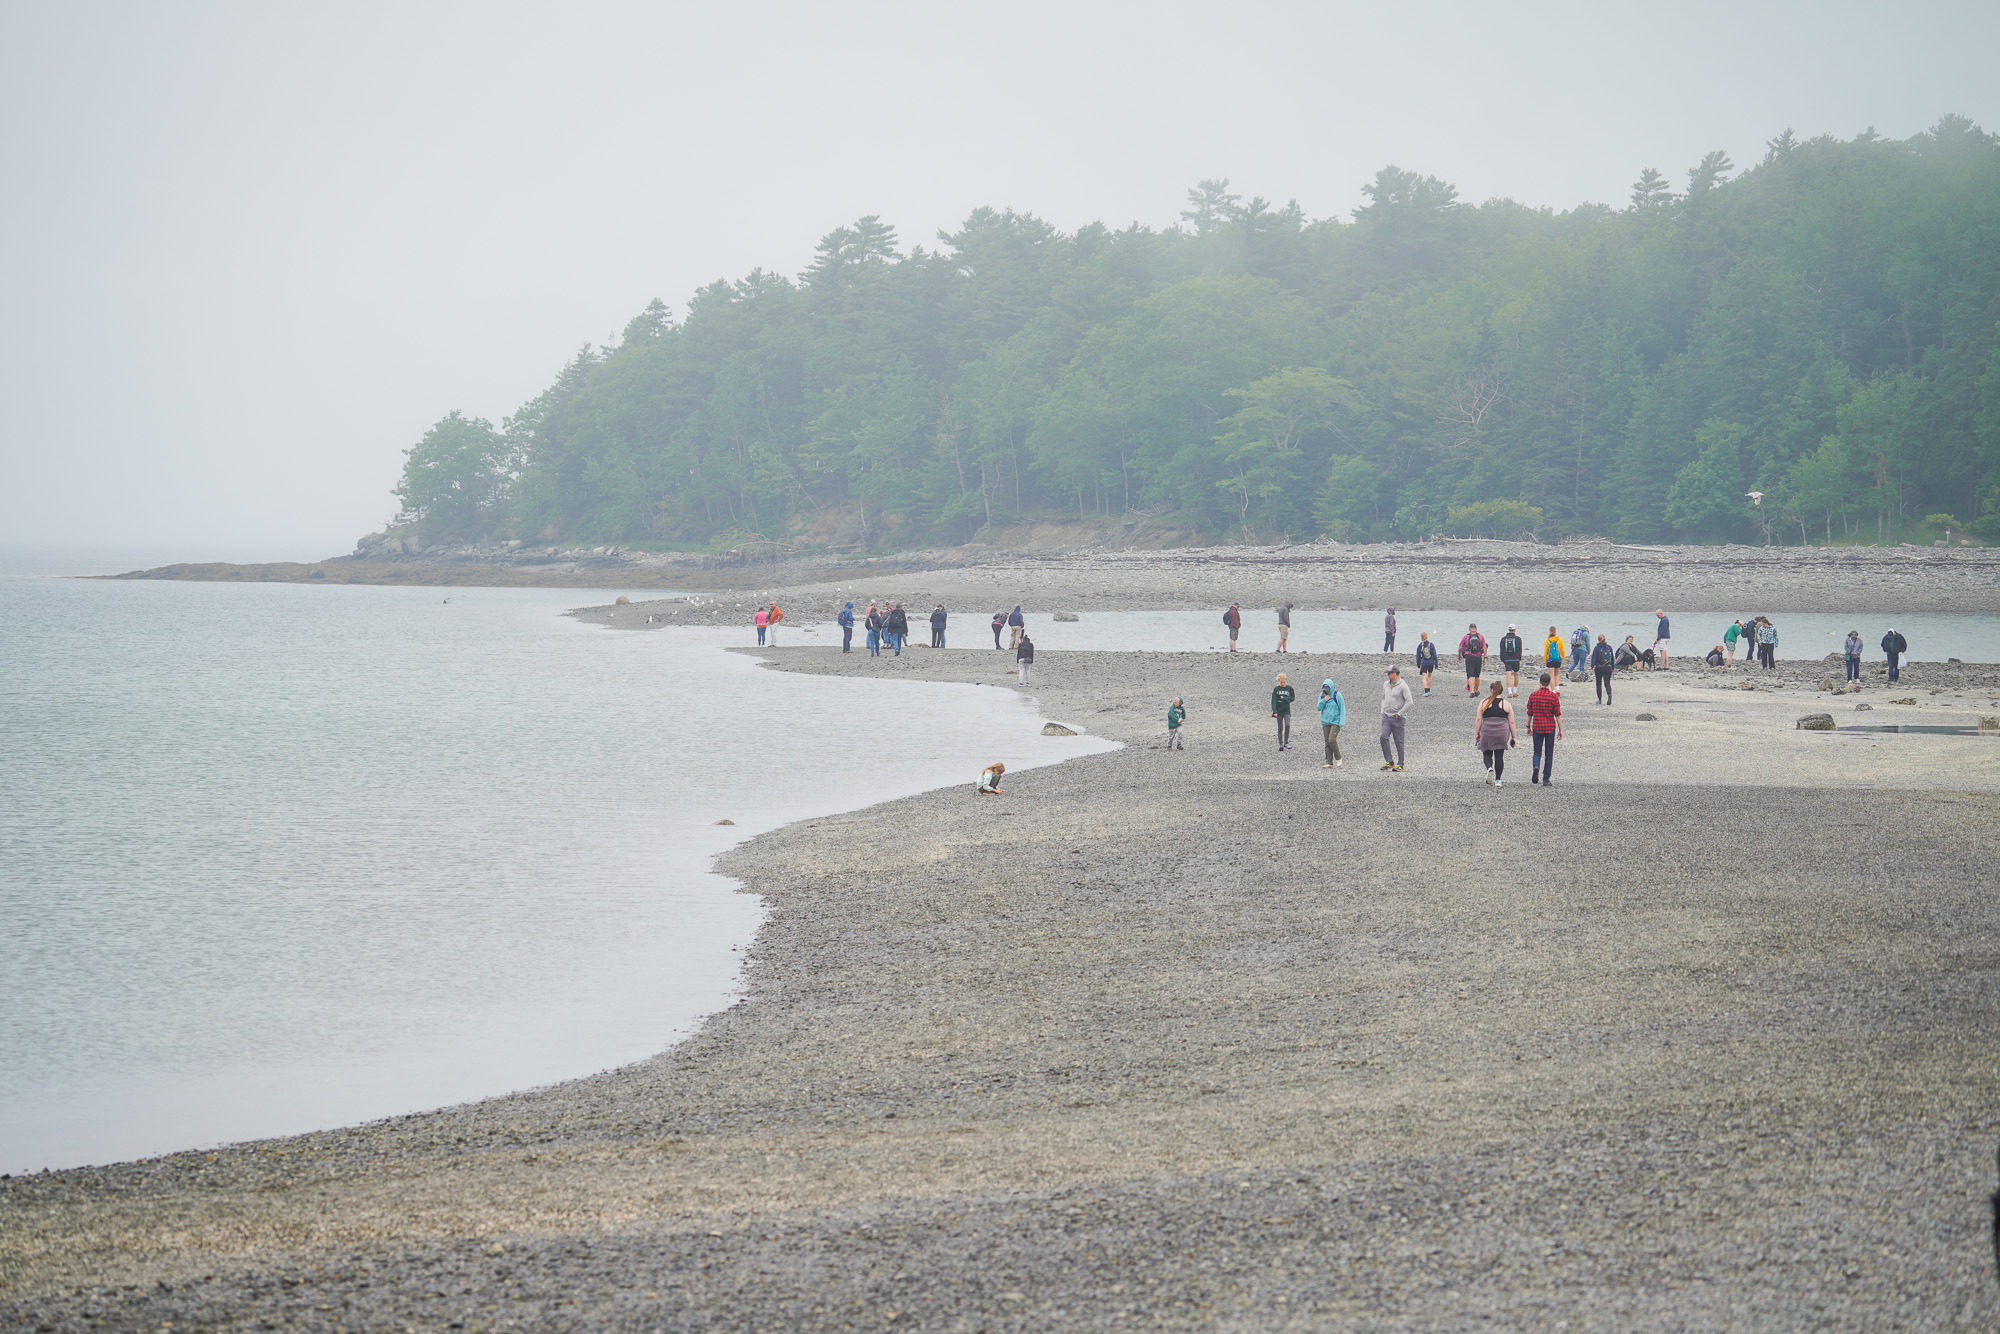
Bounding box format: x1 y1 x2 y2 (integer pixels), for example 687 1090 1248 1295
4 637 1999 1331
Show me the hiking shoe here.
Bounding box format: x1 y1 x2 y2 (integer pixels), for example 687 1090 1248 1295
1494 778 1504 788
1380 761 1393 771
1485 772 1494 785
1392 764 1404 772
1335 760 1344 769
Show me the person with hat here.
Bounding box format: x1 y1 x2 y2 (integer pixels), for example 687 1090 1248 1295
1498 624 1525 697
1379 664 1414 771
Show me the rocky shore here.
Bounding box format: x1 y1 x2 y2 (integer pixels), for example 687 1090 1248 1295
109 540 2000 614
4 631 1999 1329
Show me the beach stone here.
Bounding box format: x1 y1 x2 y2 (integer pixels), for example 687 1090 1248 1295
615 596 631 605
1796 713 1835 730
1980 716 1999 733
1818 676 1837 692
1855 703 1873 711
1052 611 1080 622
1634 713 1657 721
1892 697 1917 706
1738 681 1757 690
1041 723 1078 736
713 818 735 825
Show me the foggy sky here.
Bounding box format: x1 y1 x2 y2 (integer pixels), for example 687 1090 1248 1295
4 0 1997 560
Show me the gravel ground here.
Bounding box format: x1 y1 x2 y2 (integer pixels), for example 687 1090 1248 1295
569 544 2000 627
4 639 1999 1332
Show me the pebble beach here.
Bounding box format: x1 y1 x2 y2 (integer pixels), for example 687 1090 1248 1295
5 550 2000 1332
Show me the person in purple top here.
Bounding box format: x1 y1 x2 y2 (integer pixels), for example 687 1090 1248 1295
1383 606 1397 652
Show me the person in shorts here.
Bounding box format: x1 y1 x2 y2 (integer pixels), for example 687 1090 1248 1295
1458 623 1487 696
1653 609 1670 670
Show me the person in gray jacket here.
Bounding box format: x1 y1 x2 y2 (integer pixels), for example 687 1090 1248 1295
1383 607 1398 652
1379 665 1413 771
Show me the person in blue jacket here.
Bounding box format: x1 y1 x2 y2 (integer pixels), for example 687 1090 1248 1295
837 601 855 653
1590 633 1615 704
1316 678 1347 769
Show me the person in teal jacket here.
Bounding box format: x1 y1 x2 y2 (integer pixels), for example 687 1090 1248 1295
1316 678 1346 769
1164 696 1186 750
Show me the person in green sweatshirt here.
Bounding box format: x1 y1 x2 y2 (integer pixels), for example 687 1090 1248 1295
1271 673 1296 751
1165 696 1186 750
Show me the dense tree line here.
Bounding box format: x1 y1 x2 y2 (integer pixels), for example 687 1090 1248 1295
395 117 2000 549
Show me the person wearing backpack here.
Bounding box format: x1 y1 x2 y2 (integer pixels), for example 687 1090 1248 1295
1457 623 1487 696
1415 633 1439 696
1590 633 1614 704
1317 678 1346 769
837 601 855 653
1542 626 1566 680
1271 673 1296 751
1498 624 1525 697
1383 606 1397 653
1276 602 1293 652
1881 627 1908 682
864 603 885 656
1569 625 1590 673
1224 603 1242 652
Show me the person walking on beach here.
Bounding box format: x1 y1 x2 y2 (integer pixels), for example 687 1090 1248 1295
1570 624 1590 673
1383 607 1397 652
838 601 855 653
1277 602 1293 652
1458 623 1487 696
1498 624 1525 697
1881 627 1908 682
1474 680 1517 786
1542 626 1566 689
864 602 884 656
1224 603 1242 652
991 609 1006 649
754 605 769 645
767 603 784 645
976 761 1006 795
1844 629 1864 682
1015 631 1035 683
1379 665 1413 771
1317 678 1345 769
1756 617 1778 669
1653 609 1670 670
1415 632 1438 695
1271 673 1296 751
1165 697 1186 750
1007 605 1025 650
1591 633 1614 704
930 604 947 648
1526 670 1563 785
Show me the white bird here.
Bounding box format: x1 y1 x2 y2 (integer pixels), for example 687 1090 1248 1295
1745 491 1765 506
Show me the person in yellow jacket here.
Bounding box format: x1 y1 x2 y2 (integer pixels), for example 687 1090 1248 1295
1542 626 1566 690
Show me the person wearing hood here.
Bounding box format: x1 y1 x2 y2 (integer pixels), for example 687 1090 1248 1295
1317 678 1346 769
1383 607 1397 653
837 601 855 653
1277 602 1293 652
1498 624 1525 697
1007 605 1025 650
885 603 909 655
1271 673 1296 751
1843 629 1863 682
1015 630 1035 683
930 604 947 648
1165 696 1186 750
1542 626 1566 680
1881 626 1908 681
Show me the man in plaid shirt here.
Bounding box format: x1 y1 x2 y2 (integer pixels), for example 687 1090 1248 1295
1526 671 1564 786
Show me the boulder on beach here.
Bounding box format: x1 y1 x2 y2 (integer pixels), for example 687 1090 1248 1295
1052 611 1079 622
1041 722 1078 736
1796 713 1835 730
1855 703 1873 711
615 595 631 605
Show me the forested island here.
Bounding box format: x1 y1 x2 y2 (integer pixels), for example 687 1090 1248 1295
393 118 2000 553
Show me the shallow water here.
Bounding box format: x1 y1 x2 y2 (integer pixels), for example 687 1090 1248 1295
0 578 1112 1174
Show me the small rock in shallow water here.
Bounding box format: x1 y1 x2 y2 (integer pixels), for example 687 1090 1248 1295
1796 713 1835 730
714 818 735 825
1041 722 1078 736
1052 611 1079 622
1855 703 1872 711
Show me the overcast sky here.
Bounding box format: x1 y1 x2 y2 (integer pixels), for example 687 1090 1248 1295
4 0 1997 561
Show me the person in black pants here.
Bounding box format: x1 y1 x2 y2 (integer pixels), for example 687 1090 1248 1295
991 611 1005 649
1590 633 1615 704
838 601 855 653
930 604 947 648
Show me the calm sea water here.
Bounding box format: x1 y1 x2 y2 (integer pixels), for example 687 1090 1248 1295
0 578 1114 1174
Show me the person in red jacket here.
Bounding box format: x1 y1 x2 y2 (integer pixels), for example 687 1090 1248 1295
1224 603 1242 652
1525 670 1564 786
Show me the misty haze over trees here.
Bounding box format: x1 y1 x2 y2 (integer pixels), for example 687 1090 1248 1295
395 118 2000 551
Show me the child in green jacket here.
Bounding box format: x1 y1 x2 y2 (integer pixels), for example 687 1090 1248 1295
1165 697 1186 750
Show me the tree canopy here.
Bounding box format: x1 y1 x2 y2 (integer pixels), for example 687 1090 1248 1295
394 118 2000 548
